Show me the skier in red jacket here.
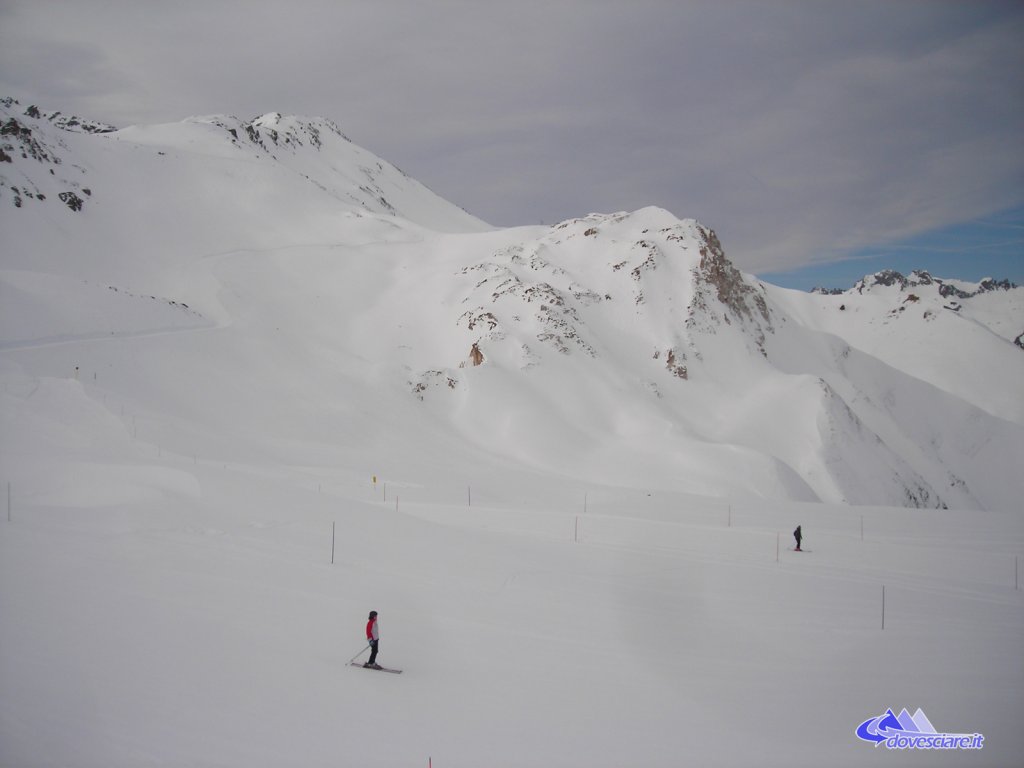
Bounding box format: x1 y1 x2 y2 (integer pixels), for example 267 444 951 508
364 610 381 669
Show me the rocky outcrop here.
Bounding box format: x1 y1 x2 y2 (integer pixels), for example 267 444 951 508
2 113 61 164
1 98 96 211
688 225 773 355
58 190 84 211
854 269 1017 298
653 348 688 379
457 254 597 361
468 343 485 366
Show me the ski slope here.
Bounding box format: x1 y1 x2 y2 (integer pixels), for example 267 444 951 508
0 389 1021 766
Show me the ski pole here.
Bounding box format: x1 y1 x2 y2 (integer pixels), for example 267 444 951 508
348 644 371 664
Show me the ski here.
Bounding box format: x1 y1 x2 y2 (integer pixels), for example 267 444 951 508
350 662 402 674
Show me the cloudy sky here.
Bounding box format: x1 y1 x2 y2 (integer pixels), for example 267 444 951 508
2 0 1021 287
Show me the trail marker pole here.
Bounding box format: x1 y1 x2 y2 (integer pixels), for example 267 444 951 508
468 486 471 507
728 504 732 528
7 482 10 523
776 532 780 562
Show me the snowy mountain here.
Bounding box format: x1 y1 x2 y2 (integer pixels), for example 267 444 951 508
3 98 1023 768
2 97 1022 512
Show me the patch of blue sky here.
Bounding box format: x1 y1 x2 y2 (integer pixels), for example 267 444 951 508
759 205 1024 292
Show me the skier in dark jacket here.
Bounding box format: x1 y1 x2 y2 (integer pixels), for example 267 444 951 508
364 610 381 669
794 525 803 551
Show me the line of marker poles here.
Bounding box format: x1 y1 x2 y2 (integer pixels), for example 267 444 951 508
9 465 1021 614
366 480 1023 595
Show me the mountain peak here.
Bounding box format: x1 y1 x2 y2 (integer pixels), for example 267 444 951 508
1 98 487 232
246 111 353 150
854 268 1018 299
2 96 117 134
170 111 351 154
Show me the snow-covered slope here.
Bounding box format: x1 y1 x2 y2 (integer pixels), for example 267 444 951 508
376 209 1021 510
2 98 1023 767
2 97 1022 511
776 270 1024 422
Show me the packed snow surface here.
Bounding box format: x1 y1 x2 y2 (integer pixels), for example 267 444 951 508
1 99 1022 766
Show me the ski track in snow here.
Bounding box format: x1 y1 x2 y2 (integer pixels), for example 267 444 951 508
0 321 218 352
